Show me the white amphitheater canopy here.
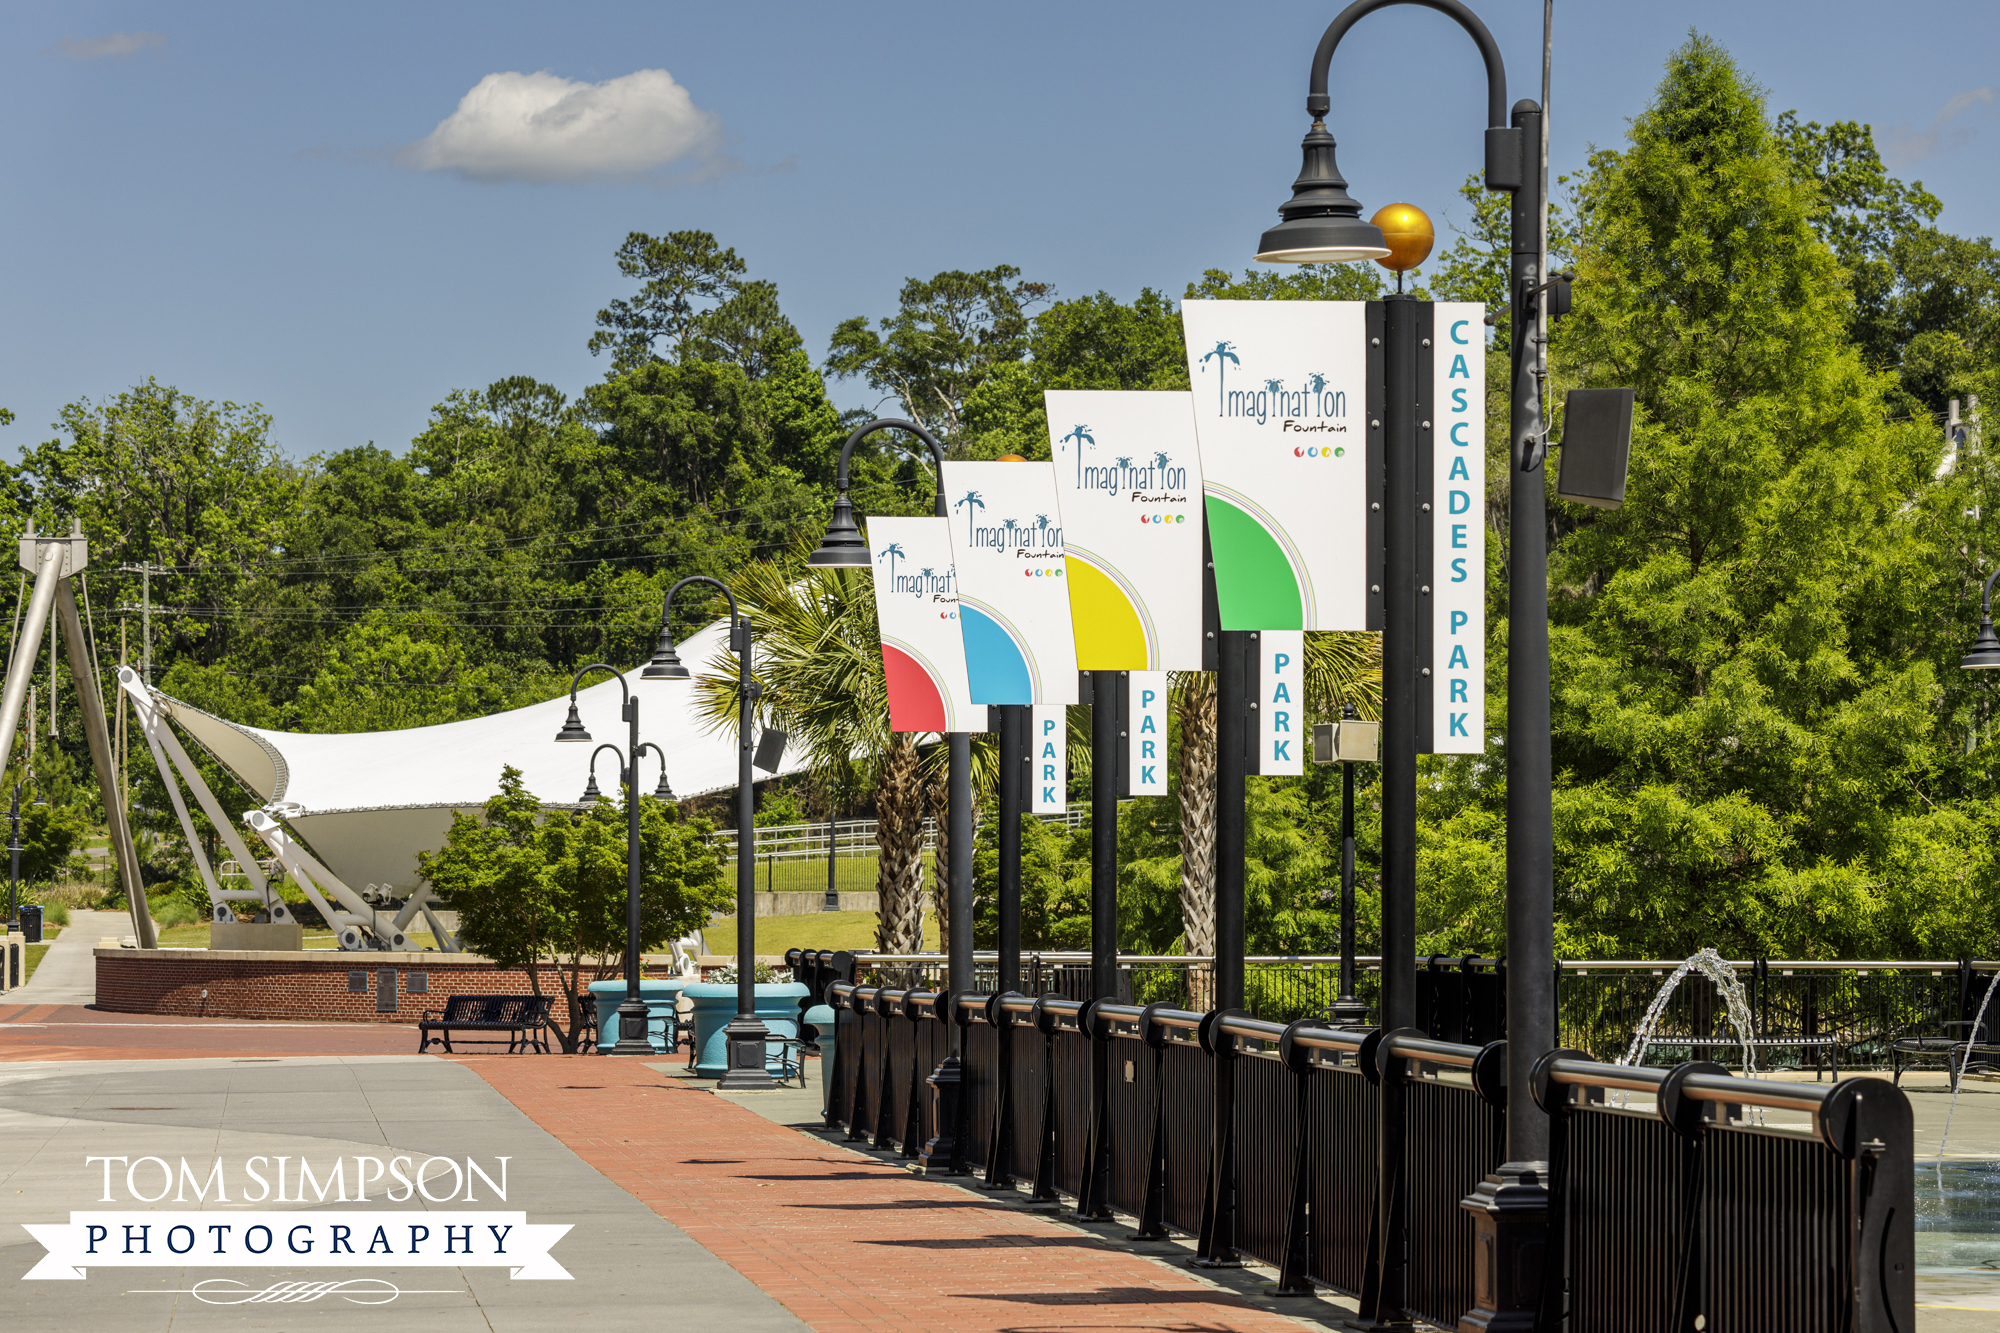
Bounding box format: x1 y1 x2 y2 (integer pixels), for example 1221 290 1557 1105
148 619 807 893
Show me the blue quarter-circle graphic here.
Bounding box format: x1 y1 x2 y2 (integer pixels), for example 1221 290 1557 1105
959 604 1032 704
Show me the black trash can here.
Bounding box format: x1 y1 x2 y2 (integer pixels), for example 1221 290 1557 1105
19 904 42 943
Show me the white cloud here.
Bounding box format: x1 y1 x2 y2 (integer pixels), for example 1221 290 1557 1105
400 69 724 183
1884 86 1995 168
54 31 166 60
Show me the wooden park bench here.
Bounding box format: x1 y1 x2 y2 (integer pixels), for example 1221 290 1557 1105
417 994 554 1055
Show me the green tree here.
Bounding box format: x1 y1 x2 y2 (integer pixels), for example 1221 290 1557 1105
1545 33 1963 957
418 767 728 1052
827 265 1055 443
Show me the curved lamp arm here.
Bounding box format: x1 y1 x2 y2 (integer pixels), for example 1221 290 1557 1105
555 661 631 740
808 418 951 567
1983 566 2000 617
1307 0 1508 127
588 743 627 781
661 574 740 631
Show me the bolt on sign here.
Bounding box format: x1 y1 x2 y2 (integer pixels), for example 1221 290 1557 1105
1031 704 1067 813
1427 303 1485 754
1257 632 1305 775
864 516 976 734
942 461 1080 706
1043 390 1207 670
1127 671 1169 795
1180 299 1370 631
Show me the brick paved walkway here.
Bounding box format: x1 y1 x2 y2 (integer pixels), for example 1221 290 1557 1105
462 1055 1316 1333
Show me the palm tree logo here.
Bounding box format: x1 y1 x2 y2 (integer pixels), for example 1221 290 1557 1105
1113 456 1133 487
877 542 906 584
1264 377 1285 397
1306 372 1328 396
1199 340 1239 414
1034 513 1051 537
917 565 935 591
1001 516 1020 546
1152 450 1172 473
954 489 986 544
1060 424 1095 486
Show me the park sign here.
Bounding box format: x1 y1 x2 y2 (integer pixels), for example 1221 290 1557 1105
1044 390 1206 670
1180 299 1369 631
941 461 1080 706
865 516 977 734
1427 302 1485 754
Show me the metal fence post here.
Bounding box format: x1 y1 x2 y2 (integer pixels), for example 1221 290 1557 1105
1362 1026 1420 1326
1274 1018 1321 1296
1136 1003 1170 1240
1077 998 1115 1219
984 992 1020 1189
1032 996 1061 1202
1194 1008 1241 1267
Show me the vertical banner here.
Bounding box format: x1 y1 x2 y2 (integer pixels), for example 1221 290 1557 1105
1031 704 1068 813
1044 391 1206 669
1258 630 1305 775
866 516 975 734
942 461 1081 705
1180 299 1369 631
1431 303 1486 753
1127 670 1169 795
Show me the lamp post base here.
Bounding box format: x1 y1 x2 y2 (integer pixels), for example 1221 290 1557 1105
917 1053 963 1175
607 997 655 1056
1329 996 1371 1027
717 1017 777 1090
1455 1160 1549 1331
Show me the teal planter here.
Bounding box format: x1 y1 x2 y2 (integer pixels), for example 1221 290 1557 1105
587 978 686 1054
685 981 809 1077
805 1004 835 1111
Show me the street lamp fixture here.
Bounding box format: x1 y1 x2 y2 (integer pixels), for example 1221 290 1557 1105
1254 118 1391 263
554 664 656 1055
554 702 591 744
659 575 775 1090
806 416 975 1171
1965 569 2000 670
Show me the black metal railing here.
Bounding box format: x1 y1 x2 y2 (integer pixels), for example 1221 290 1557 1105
1536 1051 1914 1331
821 966 1917 1332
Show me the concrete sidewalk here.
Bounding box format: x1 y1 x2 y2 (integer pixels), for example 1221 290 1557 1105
10 909 133 1004
0 1054 804 1332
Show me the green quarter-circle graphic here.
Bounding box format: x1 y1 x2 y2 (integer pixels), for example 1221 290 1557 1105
1204 492 1303 630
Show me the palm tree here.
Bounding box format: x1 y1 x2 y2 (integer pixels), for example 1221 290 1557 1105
954 489 986 544
877 541 906 584
1060 424 1095 487
1170 628 1378 1005
692 555 931 951
1198 341 1239 415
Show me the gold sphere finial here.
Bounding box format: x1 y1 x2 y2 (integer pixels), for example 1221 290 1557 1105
1370 203 1434 273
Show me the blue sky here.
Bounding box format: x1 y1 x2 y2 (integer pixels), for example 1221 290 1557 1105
1 1 1994 464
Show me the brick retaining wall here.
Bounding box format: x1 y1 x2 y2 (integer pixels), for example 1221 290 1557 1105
94 948 618 1027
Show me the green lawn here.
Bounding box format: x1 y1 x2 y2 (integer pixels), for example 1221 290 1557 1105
24 942 50 982
702 909 933 957
719 856 883 896
152 922 441 951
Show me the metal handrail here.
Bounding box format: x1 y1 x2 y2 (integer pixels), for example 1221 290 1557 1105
843 952 1996 970
1384 1032 1484 1068
1679 1071 1834 1117
1293 1024 1370 1054
1544 1055 1669 1097
1220 1012 1290 1043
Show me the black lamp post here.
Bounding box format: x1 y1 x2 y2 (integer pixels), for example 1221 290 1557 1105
643 575 775 1090
1258 2 1551 1325
808 417 974 1173
553 664 664 1057
1329 706 1377 1026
